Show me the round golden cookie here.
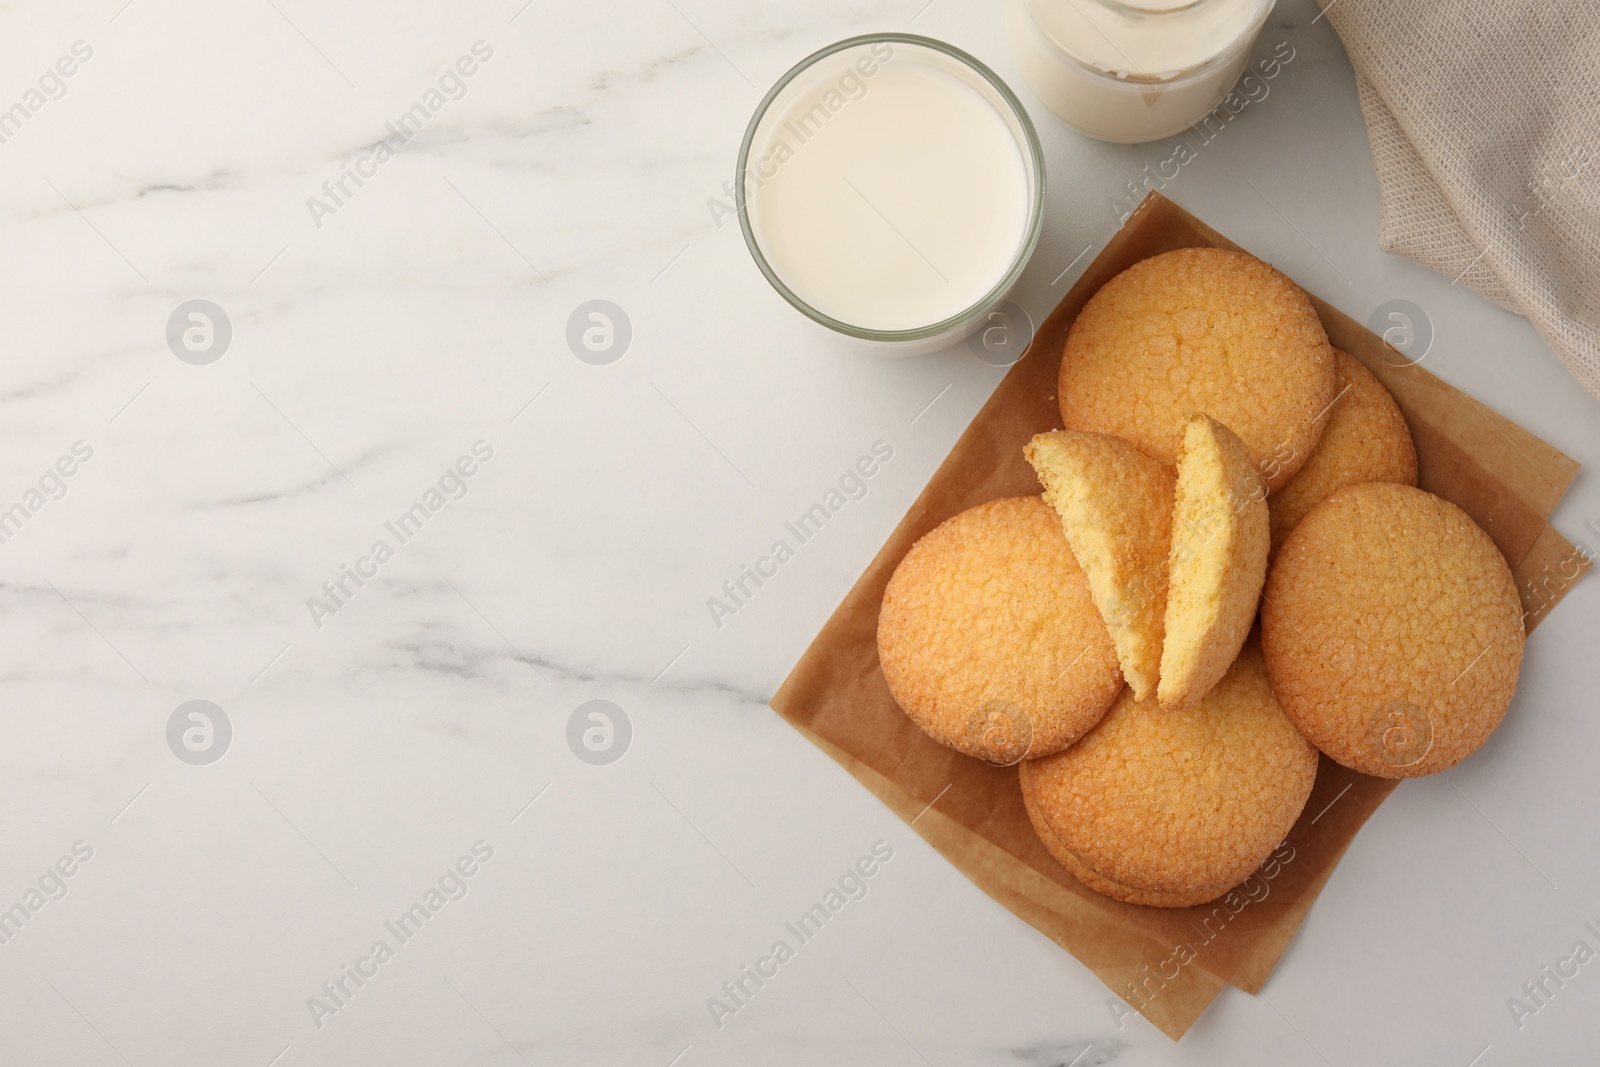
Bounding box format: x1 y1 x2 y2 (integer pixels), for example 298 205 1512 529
1269 350 1418 552
1019 638 1317 900
878 496 1123 762
1058 247 1335 492
1261 482 1524 778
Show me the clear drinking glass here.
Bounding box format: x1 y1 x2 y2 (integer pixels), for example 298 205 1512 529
737 34 1046 356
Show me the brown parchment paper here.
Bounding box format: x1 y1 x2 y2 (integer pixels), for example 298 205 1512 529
769 193 1590 1040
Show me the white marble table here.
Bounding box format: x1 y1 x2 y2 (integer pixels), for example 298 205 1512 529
3 0 1598 1063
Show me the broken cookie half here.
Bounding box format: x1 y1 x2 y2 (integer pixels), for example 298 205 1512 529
1157 414 1270 712
1025 430 1175 702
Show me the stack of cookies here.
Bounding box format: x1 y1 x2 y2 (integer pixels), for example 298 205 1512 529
877 248 1525 908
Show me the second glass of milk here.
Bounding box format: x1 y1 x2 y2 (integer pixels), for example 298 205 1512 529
1008 0 1275 143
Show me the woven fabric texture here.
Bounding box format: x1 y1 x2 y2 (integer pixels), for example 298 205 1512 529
1324 0 1600 396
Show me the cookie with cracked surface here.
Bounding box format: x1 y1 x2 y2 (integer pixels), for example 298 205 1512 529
1020 638 1317 904
1057 247 1335 491
878 496 1124 763
1262 482 1524 778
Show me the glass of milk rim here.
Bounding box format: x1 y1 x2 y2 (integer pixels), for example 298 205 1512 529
737 34 1046 356
1008 0 1277 144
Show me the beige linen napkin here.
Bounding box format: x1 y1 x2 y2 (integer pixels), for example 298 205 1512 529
1319 0 1600 397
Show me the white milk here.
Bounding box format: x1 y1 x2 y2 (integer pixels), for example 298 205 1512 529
744 40 1036 336
1008 0 1272 143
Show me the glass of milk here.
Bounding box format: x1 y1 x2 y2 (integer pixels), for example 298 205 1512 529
1008 0 1275 143
738 35 1045 355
